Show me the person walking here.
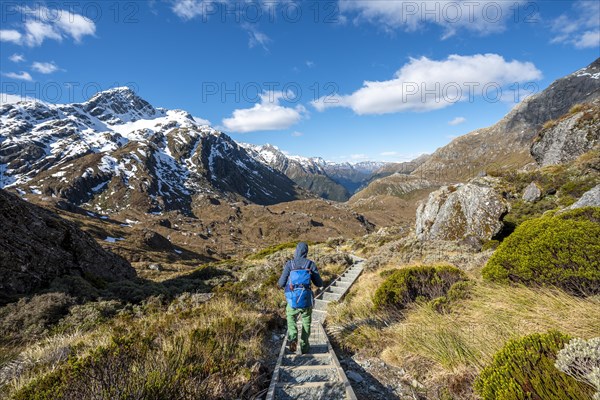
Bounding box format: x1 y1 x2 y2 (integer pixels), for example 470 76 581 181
278 242 324 354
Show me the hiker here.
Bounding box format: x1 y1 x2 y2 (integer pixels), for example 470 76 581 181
278 242 324 354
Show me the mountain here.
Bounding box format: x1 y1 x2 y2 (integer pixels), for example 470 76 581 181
413 57 600 182
240 143 350 201
0 188 135 305
0 88 306 214
322 161 387 194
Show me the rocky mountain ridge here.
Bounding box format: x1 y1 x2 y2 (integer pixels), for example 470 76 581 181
0 88 307 214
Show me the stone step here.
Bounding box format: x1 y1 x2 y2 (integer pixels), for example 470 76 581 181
321 292 342 302
326 286 346 294
282 354 333 367
313 299 329 311
278 366 339 384
274 382 346 400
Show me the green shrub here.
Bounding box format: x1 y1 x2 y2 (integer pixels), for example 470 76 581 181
483 207 600 295
474 331 594 400
373 265 468 310
481 240 500 252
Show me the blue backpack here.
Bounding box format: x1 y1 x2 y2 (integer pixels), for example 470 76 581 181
285 260 313 309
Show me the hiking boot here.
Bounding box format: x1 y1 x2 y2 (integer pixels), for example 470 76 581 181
288 340 297 353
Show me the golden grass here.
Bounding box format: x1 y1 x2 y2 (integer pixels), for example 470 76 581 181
383 284 600 371
327 266 600 398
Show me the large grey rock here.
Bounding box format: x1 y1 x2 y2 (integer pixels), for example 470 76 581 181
531 103 600 166
522 182 542 202
416 178 508 242
568 185 600 209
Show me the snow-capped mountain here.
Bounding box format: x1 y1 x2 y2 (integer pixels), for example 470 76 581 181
0 87 304 213
240 143 351 201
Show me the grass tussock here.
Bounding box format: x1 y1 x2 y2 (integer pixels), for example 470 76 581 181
6 295 272 400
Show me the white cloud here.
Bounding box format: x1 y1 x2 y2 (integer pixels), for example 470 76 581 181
0 30 22 44
312 54 542 115
242 23 271 50
2 71 33 81
291 131 304 137
350 154 368 160
9 53 25 63
193 116 211 125
306 61 315 68
222 91 306 133
338 0 528 38
171 0 211 20
551 1 600 49
0 93 39 104
31 61 60 74
0 7 95 47
448 116 467 125
380 151 398 156
575 30 600 49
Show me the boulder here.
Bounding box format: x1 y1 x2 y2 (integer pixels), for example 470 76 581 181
568 185 600 209
522 182 542 202
416 178 508 242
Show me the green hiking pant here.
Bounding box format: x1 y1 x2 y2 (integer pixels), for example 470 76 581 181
286 304 312 353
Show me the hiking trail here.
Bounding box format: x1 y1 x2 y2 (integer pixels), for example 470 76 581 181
265 256 365 400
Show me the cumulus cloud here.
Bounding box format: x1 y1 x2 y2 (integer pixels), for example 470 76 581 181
31 61 60 74
448 116 467 125
0 30 23 44
2 71 33 81
9 53 25 63
338 0 529 38
551 1 600 49
222 91 306 133
0 6 95 47
193 116 211 125
312 54 542 115
291 131 304 137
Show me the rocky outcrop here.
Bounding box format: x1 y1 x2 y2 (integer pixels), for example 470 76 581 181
0 189 135 304
415 178 508 242
522 182 542 202
568 185 600 209
531 103 600 166
412 58 600 181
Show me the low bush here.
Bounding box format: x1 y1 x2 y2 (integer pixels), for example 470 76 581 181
474 331 594 400
0 293 75 344
483 207 600 295
373 265 468 310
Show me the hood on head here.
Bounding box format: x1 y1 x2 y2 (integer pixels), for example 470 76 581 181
294 242 308 259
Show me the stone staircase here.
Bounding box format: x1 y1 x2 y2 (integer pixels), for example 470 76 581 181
266 257 365 400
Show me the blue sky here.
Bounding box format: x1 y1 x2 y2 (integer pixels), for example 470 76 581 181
1 1 599 163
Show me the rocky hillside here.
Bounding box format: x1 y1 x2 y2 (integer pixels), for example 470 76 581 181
413 57 600 181
0 88 305 214
531 101 599 166
0 189 135 305
241 143 350 201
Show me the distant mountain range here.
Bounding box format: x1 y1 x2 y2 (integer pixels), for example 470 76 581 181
0 89 423 209
2 58 598 216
